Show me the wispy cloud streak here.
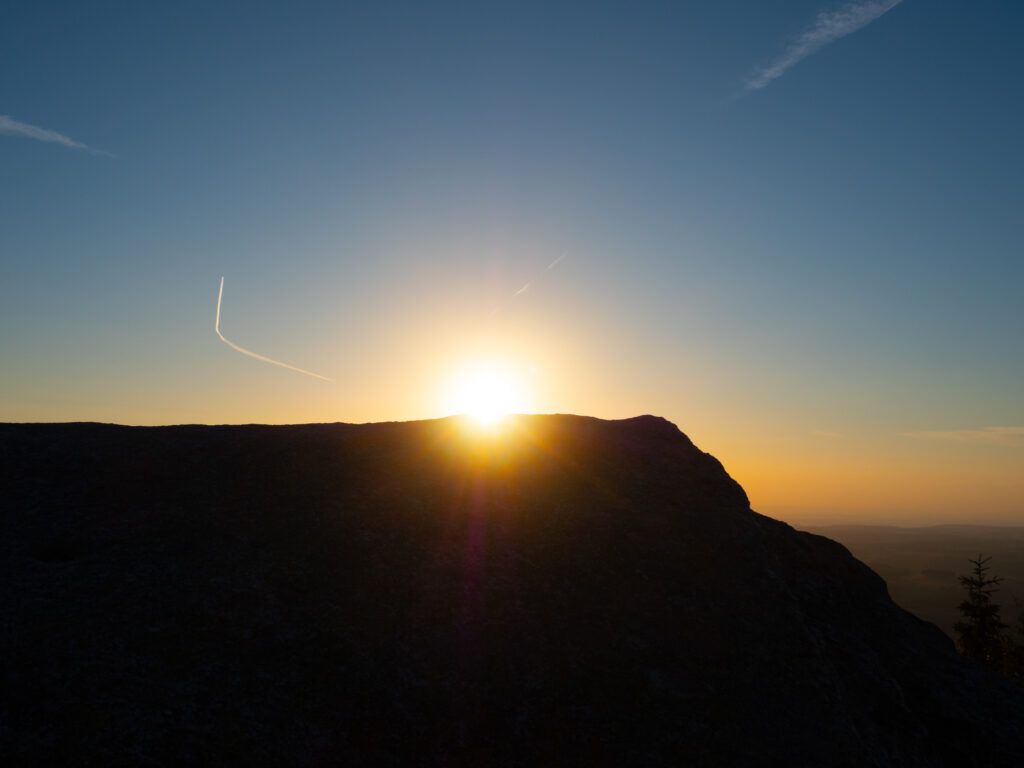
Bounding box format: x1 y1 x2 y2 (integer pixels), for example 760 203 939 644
0 114 110 155
746 1 902 90
215 277 332 381
490 252 568 319
544 252 567 272
901 426 1024 447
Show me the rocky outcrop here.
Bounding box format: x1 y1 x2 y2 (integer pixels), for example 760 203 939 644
1 415 1021 765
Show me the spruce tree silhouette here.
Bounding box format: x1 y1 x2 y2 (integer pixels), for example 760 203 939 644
954 555 1007 671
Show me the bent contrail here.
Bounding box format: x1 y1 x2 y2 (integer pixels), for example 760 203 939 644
215 276 332 381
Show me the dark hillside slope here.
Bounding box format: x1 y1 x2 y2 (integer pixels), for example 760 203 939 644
1 416 1022 765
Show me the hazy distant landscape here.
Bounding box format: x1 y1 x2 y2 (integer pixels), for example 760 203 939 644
808 525 1024 639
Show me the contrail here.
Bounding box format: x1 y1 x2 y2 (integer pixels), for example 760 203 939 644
0 114 112 155
214 276 332 381
745 1 903 91
544 252 567 271
513 282 532 297
490 252 568 318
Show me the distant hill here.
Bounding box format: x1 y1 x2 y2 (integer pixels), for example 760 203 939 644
2 416 1022 765
806 524 1024 640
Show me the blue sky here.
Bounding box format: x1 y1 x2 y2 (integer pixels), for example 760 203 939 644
1 1 1022 522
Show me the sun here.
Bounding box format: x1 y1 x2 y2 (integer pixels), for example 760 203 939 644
445 362 532 428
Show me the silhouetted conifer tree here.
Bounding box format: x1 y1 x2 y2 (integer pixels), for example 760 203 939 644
954 555 1007 671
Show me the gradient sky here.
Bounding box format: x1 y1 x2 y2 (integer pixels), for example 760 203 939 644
2 1 1022 525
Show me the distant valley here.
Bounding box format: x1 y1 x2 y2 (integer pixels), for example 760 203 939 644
807 525 1024 639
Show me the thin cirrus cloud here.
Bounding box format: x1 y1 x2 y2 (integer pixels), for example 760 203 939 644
901 427 1024 447
746 0 903 91
0 114 110 155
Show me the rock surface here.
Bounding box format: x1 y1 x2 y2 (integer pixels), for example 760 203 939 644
1 415 1022 765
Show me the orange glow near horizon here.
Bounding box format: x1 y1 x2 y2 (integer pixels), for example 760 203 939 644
4 285 1021 528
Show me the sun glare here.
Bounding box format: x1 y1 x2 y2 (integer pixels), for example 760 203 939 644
445 363 532 428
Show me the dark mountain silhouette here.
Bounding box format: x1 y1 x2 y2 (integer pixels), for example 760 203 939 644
2 415 1022 765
